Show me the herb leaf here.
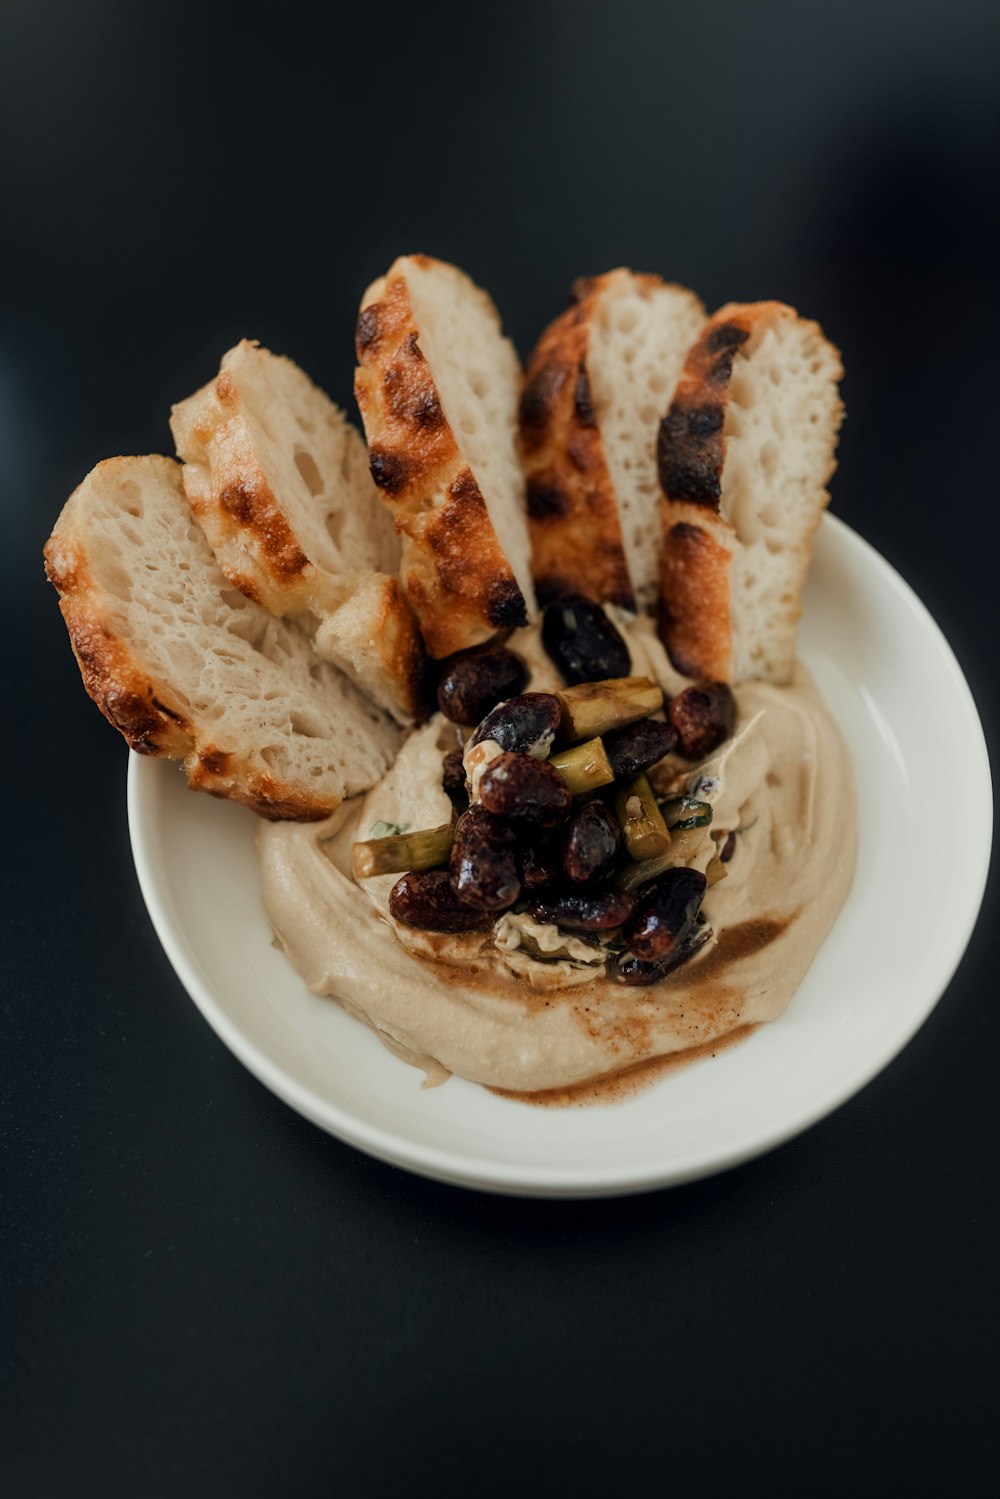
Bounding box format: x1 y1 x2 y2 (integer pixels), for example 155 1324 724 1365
368 819 410 839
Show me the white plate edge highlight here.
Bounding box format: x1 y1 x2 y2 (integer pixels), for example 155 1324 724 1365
126 516 994 1196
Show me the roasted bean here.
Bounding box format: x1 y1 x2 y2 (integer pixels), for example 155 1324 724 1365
562 802 622 883
478 752 572 826
541 596 631 685
668 682 736 759
469 692 561 757
389 870 493 933
442 748 469 812
528 886 634 933
614 954 671 986
436 646 527 726
624 867 707 961
449 807 521 912
603 718 678 779
720 830 737 863
520 830 561 891
615 914 712 984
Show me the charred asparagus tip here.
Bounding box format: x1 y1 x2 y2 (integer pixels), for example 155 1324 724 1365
613 772 671 861
555 676 664 742
353 822 454 880
547 737 615 796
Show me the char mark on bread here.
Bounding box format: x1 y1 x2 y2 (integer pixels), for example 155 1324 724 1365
519 361 569 443
487 576 529 629
656 400 726 507
218 476 310 575
657 302 844 685
355 305 382 358
656 319 750 510
368 446 411 496
525 472 572 521
573 362 598 428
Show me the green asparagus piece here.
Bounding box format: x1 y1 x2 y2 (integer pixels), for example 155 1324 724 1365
353 821 454 880
614 850 676 894
548 737 615 796
613 773 671 861
556 676 663 742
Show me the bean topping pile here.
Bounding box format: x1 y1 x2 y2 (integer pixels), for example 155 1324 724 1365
353 597 737 987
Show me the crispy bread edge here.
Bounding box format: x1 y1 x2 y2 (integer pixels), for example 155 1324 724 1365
354 256 528 658
172 345 430 722
43 457 339 821
171 351 313 611
657 510 734 681
519 272 635 610
656 302 844 682
655 307 759 679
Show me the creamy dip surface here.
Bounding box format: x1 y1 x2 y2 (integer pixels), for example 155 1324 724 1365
257 617 857 1094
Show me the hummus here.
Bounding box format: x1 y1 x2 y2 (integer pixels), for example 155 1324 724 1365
257 616 856 1094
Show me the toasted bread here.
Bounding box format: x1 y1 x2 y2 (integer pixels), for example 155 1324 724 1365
354 255 534 658
170 340 428 723
658 302 843 683
520 271 704 613
43 456 401 819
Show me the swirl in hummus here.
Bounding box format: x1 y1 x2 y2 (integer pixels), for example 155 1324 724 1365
257 615 855 1094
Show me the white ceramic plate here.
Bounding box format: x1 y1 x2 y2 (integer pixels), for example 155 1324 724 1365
128 516 992 1197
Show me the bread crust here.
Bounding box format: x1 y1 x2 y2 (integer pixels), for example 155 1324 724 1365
519 272 637 609
354 257 528 659
657 515 733 680
172 343 429 722
657 303 843 682
179 365 311 595
44 457 354 821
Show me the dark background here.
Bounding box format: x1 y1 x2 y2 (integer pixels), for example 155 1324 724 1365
3 1 998 1494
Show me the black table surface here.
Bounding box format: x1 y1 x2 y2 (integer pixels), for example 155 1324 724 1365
4 2 998 1494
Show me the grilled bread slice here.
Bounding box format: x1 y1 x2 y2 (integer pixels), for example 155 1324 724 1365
43 456 402 819
520 271 705 613
658 302 843 684
170 340 427 724
354 255 534 658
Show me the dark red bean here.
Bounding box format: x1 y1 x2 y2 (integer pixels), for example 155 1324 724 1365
389 870 493 933
520 830 561 891
469 692 562 757
442 749 469 813
624 867 707 961
603 718 678 779
436 646 527 726
478 752 572 827
720 830 737 863
541 596 631 685
528 887 634 933
668 682 736 759
615 914 712 985
449 807 521 912
562 802 622 883
614 954 670 986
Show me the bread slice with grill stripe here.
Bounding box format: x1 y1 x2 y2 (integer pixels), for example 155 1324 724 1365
520 270 705 612
354 255 534 659
170 340 428 723
658 302 844 684
43 455 402 819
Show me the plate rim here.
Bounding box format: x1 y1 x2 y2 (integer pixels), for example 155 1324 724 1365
126 515 994 1197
